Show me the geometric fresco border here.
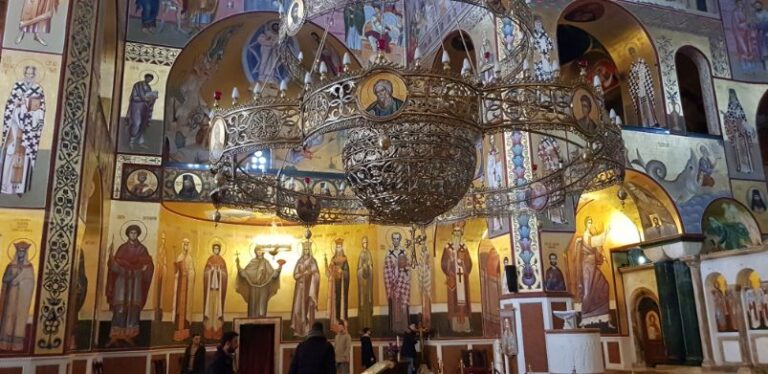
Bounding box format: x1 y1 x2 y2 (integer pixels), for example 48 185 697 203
125 42 180 66
34 0 98 354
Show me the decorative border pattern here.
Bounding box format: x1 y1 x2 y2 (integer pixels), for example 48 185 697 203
505 131 543 292
35 0 97 354
125 42 180 66
113 154 162 198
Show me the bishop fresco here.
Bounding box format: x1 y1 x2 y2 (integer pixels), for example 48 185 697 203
441 222 473 333
384 232 410 334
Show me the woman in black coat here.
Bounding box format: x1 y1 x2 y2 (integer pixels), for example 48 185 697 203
360 328 376 369
181 334 206 374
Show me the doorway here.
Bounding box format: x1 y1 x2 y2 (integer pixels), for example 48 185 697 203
236 318 280 374
637 296 666 366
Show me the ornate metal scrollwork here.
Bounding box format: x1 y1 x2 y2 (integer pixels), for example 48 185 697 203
207 0 626 227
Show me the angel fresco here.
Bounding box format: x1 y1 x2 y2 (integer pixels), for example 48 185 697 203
167 25 239 163
362 4 403 54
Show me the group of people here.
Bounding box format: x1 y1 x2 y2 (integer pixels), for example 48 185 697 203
180 320 424 374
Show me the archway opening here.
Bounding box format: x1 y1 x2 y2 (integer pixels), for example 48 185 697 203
432 30 477 75
636 295 666 366
675 46 718 135
557 0 663 128
737 269 766 330
756 91 768 176
676 53 706 133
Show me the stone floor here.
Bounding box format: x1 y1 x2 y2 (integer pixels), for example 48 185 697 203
606 366 767 374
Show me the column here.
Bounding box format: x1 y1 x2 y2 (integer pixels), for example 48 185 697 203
682 256 714 367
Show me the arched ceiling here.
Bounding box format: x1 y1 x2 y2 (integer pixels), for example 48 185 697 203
162 13 362 226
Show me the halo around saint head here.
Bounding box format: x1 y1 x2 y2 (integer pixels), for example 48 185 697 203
120 220 148 242
7 238 37 262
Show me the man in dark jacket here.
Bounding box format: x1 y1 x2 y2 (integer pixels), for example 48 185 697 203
289 322 336 374
400 323 418 374
207 331 239 374
360 327 376 368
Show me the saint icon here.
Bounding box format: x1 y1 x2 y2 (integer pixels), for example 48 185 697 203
358 72 408 119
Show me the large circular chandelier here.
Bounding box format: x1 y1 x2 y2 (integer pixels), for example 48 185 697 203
208 0 625 227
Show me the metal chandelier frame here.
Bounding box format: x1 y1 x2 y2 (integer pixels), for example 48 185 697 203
208 0 625 227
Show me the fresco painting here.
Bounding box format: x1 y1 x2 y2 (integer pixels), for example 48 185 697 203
0 50 61 208
623 130 731 233
714 81 765 180
731 179 768 233
721 0 768 82
1 0 69 54
118 61 170 155
701 198 762 253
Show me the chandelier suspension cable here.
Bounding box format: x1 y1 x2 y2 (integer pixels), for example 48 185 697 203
309 10 335 75
432 0 450 63
451 11 478 77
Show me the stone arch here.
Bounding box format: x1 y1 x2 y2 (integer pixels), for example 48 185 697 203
675 45 720 135
556 0 665 128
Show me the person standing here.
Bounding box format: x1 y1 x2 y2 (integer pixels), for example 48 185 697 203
181 334 206 374
400 323 418 374
334 320 351 374
207 331 238 374
289 322 336 374
360 328 376 369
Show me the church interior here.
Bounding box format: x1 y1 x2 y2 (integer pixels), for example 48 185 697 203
1 0 768 373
